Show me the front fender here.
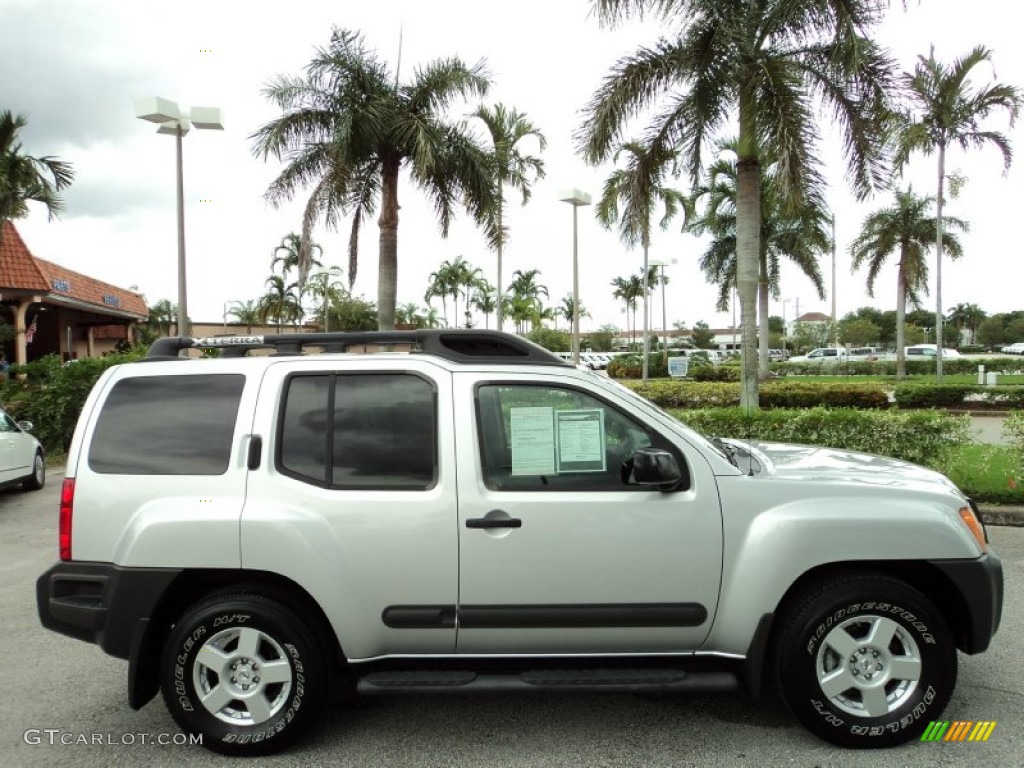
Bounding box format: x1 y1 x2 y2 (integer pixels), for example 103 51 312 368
703 479 983 655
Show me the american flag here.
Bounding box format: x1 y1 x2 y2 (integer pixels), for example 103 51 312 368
25 315 38 344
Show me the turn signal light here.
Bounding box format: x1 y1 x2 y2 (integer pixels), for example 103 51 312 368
959 506 988 554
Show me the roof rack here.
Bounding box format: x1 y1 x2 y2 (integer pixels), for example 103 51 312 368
144 329 572 367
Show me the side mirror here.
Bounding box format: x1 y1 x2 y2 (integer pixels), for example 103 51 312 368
626 448 688 491
17 420 34 432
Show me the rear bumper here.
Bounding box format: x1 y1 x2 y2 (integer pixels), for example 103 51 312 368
929 552 1003 654
36 562 181 659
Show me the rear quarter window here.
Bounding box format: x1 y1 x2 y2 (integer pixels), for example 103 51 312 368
88 374 245 474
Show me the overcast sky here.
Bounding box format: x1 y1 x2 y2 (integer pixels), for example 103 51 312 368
3 0 1022 333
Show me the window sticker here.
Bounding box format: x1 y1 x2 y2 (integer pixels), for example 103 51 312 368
556 409 606 473
510 406 556 475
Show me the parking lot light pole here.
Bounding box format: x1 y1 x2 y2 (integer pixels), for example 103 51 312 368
649 258 676 355
135 98 223 337
315 266 343 333
559 189 592 366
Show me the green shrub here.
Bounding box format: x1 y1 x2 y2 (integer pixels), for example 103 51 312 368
607 353 668 379
893 383 1024 409
1006 412 1024 489
619 379 890 410
670 407 971 469
2 350 146 453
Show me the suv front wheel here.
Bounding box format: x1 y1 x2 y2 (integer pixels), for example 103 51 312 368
160 593 327 756
773 574 956 748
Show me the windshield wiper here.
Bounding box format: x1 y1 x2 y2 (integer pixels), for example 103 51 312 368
710 437 739 468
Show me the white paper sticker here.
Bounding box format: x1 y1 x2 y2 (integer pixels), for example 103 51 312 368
556 409 606 472
510 407 556 475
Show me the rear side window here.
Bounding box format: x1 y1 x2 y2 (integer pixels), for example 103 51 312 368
278 373 436 490
89 374 245 474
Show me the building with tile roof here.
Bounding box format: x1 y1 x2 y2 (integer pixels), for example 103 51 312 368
1 221 148 365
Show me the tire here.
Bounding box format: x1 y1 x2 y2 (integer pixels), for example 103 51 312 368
773 573 956 748
160 593 327 756
22 451 44 491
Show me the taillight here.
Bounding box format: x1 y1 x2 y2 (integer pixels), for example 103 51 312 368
59 478 75 561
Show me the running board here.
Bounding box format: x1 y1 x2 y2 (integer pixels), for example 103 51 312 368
357 668 737 695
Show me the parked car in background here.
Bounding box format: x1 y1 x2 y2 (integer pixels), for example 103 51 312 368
768 349 788 362
788 347 847 364
0 407 45 491
905 345 962 359
1000 342 1024 355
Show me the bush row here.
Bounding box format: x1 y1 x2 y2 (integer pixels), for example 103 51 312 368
669 406 971 470
776 356 1024 377
893 384 1024 409
623 379 891 410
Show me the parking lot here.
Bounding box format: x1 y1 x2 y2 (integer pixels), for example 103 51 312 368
3 474 1022 767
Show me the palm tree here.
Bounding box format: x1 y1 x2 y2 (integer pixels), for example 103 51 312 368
228 299 263 333
557 294 589 330
271 232 322 279
0 111 74 237
849 188 967 378
946 302 986 346
894 45 1022 378
580 0 894 408
611 274 643 348
596 141 684 380
252 28 495 329
425 256 483 328
473 103 547 331
685 139 830 377
258 275 302 333
470 283 497 328
146 299 177 337
506 269 549 334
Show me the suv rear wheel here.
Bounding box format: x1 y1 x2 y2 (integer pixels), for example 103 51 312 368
773 574 956 748
160 593 327 756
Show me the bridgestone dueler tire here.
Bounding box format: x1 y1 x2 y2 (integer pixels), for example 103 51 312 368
773 574 957 748
160 593 326 756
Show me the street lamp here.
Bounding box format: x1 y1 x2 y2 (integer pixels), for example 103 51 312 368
314 266 343 333
559 189 592 366
135 97 223 338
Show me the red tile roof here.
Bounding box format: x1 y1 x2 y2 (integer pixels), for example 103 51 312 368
1 220 148 318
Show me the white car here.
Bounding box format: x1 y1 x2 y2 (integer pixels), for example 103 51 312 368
37 330 1002 755
905 345 961 358
0 407 45 491
1000 342 1024 355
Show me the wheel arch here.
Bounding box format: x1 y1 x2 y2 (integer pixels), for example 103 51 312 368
744 559 974 699
128 568 346 710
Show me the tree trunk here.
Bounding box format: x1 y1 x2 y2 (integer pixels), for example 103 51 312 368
736 156 761 410
757 254 770 378
377 157 401 330
934 143 947 379
495 190 504 332
896 254 907 379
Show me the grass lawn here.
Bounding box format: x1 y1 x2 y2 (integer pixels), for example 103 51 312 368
941 444 1024 505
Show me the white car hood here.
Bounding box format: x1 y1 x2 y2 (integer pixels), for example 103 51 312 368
725 439 962 494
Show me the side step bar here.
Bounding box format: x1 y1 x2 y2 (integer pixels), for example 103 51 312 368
357 668 737 695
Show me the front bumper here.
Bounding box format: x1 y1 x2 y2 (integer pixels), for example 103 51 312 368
929 552 1003 654
36 562 181 659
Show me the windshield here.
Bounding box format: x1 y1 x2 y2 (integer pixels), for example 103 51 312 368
590 375 737 464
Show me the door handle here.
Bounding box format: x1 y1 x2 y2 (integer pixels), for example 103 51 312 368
466 516 522 529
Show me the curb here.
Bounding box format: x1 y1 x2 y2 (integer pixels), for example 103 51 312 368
978 506 1024 528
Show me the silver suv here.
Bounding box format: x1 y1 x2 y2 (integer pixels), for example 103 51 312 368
37 330 1002 756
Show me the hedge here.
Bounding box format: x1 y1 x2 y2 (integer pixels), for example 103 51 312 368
776 356 1024 377
623 379 890 410
893 384 1024 409
669 407 971 470
1 350 145 454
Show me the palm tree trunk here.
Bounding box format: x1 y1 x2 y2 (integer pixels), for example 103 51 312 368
757 254 770 378
642 241 650 381
495 190 504 331
934 143 947 380
896 256 907 379
378 157 401 330
736 156 761 410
